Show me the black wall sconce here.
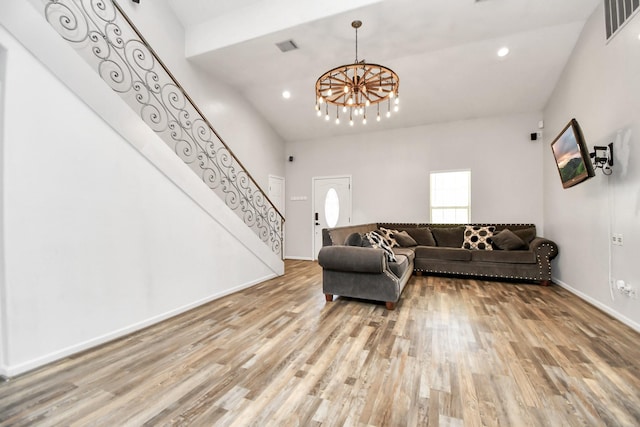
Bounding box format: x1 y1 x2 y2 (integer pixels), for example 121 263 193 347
590 142 614 175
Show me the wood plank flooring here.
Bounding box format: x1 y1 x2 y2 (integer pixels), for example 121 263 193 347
1 260 639 426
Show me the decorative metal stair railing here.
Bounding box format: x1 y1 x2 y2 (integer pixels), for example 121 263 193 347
43 0 284 257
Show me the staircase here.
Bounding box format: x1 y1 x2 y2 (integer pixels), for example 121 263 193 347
43 0 284 258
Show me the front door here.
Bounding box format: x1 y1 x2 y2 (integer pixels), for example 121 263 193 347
312 176 352 259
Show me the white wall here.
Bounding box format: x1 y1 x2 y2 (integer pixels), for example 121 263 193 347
0 0 286 376
117 0 285 193
285 113 544 259
543 5 640 330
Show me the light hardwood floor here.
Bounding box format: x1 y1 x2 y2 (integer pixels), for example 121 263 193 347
1 260 639 426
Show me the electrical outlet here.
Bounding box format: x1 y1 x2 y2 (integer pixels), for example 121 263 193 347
624 283 636 299
612 233 624 246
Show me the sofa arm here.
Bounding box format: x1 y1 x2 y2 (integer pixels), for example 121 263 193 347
530 237 559 259
529 237 559 282
318 246 387 274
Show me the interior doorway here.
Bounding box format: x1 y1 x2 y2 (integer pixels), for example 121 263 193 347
312 176 352 259
268 175 285 216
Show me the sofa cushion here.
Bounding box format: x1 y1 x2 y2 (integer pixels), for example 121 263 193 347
431 227 465 247
462 225 495 250
491 229 526 250
392 230 418 247
415 246 472 261
344 232 363 246
405 227 436 246
328 223 378 246
364 231 397 262
392 247 416 264
513 227 537 246
471 250 536 264
388 254 410 278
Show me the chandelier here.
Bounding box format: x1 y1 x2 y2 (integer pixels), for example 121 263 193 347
315 20 400 126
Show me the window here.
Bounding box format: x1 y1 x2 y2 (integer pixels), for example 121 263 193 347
324 187 340 228
430 170 470 223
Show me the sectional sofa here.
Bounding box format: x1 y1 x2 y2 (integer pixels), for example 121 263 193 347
318 222 559 309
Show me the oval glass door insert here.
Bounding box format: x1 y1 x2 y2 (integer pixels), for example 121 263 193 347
324 188 340 228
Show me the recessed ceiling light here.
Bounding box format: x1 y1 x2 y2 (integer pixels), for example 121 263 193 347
282 90 291 99
497 47 510 57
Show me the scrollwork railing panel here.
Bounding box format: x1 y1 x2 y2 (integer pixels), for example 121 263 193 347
44 0 283 257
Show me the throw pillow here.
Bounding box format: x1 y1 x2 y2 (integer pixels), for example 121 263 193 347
378 227 399 248
513 227 536 246
364 231 397 262
344 232 363 247
462 225 495 250
392 230 418 247
431 227 465 248
491 228 526 250
406 227 436 246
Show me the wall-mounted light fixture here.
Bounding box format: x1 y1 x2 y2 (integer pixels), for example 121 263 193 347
590 142 614 175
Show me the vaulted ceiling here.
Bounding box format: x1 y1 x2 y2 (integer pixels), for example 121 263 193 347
166 0 601 142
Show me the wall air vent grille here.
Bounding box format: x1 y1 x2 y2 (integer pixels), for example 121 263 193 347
605 0 640 41
276 40 298 53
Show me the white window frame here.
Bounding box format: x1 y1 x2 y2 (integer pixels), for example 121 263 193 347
429 169 471 224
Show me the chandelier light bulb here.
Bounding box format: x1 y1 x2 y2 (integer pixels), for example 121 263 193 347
347 97 353 105
395 98 399 105
362 116 367 125
317 110 322 117
325 113 330 121
389 91 395 99
327 88 333 96
344 86 349 93
342 106 347 113
377 113 381 122
349 119 354 126
335 117 340 125
394 105 399 112
365 100 370 107
386 111 391 118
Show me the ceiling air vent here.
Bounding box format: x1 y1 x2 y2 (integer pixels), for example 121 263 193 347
605 0 640 40
276 40 298 53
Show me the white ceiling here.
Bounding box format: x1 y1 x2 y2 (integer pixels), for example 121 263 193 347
165 0 601 143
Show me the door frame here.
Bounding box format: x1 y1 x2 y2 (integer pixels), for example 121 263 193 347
311 175 352 260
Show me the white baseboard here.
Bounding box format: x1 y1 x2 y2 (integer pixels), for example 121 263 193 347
0 273 276 379
552 276 640 333
285 255 314 261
